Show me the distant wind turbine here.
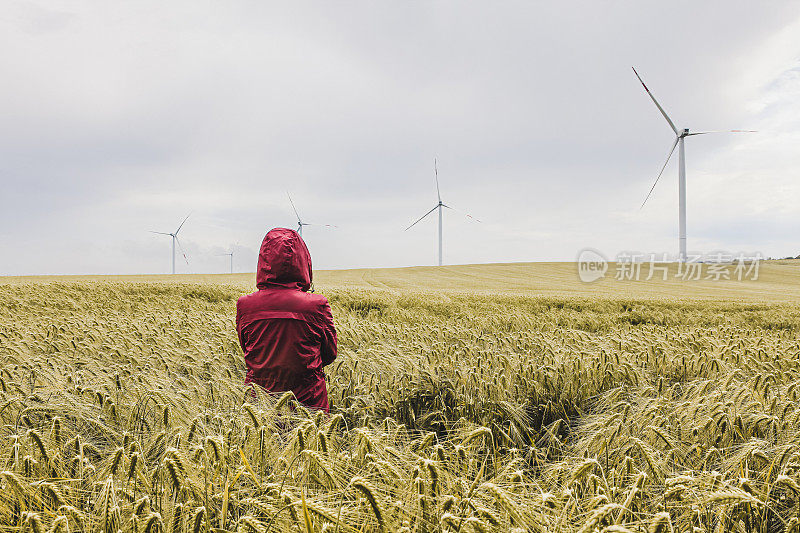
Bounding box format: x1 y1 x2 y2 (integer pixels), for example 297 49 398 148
405 159 480 266
633 67 755 261
150 214 191 274
217 250 234 274
287 192 335 237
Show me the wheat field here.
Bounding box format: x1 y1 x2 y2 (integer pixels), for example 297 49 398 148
1 262 800 532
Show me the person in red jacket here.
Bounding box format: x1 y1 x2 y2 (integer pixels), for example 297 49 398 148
236 228 337 412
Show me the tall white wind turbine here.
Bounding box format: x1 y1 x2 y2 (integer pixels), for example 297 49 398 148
287 192 335 237
150 214 191 274
405 159 480 266
633 67 754 261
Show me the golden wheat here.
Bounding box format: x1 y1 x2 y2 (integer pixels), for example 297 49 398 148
1 281 800 531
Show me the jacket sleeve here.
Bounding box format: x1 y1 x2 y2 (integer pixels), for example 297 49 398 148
235 299 247 353
319 299 337 366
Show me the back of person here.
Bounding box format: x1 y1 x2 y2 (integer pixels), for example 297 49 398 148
236 228 337 411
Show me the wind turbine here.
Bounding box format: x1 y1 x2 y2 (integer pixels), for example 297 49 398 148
287 192 335 237
405 159 480 266
150 214 190 274
217 250 234 274
633 67 755 261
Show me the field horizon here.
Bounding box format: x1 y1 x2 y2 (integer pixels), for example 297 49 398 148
3 259 800 303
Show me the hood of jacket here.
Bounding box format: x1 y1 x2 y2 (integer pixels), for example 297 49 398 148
256 228 312 291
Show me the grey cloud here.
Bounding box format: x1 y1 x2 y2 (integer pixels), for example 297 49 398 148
1 1 799 274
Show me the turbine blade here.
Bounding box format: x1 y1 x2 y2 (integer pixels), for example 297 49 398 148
405 205 438 231
434 158 441 203
686 130 758 136
175 236 189 265
149 231 172 236
303 223 337 228
287 192 301 222
632 67 679 135
641 137 679 210
442 204 482 223
175 213 191 234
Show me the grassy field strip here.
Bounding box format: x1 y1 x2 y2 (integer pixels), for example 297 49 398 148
3 260 800 302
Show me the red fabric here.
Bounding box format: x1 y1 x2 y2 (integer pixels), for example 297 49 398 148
236 228 337 412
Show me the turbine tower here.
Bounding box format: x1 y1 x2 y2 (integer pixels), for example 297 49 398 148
150 214 191 274
287 192 335 237
633 67 754 261
217 251 234 274
405 159 480 266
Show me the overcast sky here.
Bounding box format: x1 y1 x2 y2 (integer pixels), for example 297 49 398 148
1 1 799 275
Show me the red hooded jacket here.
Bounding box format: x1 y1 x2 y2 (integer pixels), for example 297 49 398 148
236 228 337 411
